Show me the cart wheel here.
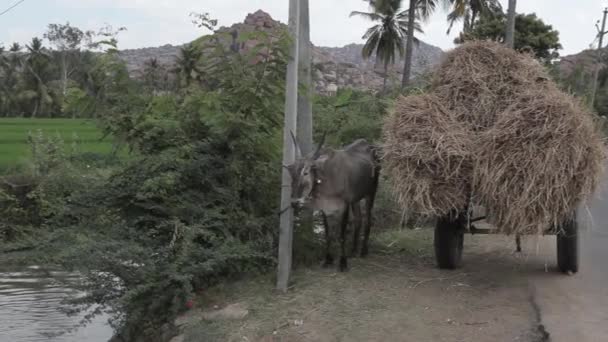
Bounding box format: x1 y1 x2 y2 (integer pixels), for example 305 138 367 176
556 214 578 274
434 215 464 269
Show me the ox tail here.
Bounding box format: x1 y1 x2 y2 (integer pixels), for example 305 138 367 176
368 144 381 216
370 144 382 179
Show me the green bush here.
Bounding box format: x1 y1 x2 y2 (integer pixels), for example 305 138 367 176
313 89 389 146
1 30 291 341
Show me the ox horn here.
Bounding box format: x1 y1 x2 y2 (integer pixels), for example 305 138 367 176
313 131 327 160
290 130 302 158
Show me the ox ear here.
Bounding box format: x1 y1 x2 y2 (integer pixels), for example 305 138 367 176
312 131 327 160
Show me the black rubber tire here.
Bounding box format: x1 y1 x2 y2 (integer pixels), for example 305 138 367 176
557 214 578 274
434 215 464 269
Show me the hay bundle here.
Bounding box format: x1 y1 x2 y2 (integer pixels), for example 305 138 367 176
382 94 473 217
383 40 605 235
474 89 605 235
432 41 550 129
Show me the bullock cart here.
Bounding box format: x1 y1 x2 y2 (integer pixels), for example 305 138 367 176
382 41 605 275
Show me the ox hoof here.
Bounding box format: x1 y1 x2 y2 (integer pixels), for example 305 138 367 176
339 257 348 272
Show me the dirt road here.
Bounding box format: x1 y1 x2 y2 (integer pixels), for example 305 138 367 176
526 186 608 342
180 194 608 342
179 234 538 341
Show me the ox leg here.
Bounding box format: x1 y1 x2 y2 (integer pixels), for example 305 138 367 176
339 205 349 272
322 212 334 267
516 234 522 253
351 202 362 257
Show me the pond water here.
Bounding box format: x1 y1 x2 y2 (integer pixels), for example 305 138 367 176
0 266 113 342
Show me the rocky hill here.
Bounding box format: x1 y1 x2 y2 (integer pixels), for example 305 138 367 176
118 10 444 93
557 48 601 81
313 41 443 93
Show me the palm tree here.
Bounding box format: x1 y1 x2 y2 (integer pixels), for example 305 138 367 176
143 58 169 92
447 0 502 34
0 45 23 116
174 44 202 88
351 0 422 90
402 0 450 88
9 42 21 52
0 46 9 116
23 37 53 117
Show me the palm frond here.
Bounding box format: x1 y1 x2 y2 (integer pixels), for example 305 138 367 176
396 18 424 34
368 0 403 15
350 11 384 21
446 9 464 33
362 30 381 59
416 0 439 20
362 25 382 40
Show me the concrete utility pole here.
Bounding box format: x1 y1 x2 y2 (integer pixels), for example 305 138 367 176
297 0 313 156
505 0 517 49
295 0 315 249
277 0 300 293
590 7 608 108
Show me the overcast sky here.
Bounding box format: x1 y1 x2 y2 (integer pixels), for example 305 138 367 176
0 0 606 56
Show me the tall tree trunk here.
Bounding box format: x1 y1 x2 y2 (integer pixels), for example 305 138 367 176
469 10 478 32
402 0 417 88
383 63 388 91
32 101 38 118
505 0 517 48
277 0 300 293
26 64 45 117
61 53 68 96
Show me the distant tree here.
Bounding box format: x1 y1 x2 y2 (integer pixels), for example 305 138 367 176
351 0 422 90
87 24 127 53
446 0 502 33
44 22 93 96
402 0 451 87
174 44 202 88
0 44 24 116
189 12 218 31
143 58 169 93
23 37 54 117
457 13 562 62
9 42 21 52
0 46 10 116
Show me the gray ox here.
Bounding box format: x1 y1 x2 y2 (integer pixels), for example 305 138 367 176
286 134 381 272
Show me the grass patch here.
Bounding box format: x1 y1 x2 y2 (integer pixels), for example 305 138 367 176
371 227 433 257
182 227 435 342
0 118 115 170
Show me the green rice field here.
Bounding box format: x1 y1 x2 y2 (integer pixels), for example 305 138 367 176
0 118 114 169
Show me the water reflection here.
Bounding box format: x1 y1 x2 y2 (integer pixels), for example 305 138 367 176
0 266 112 342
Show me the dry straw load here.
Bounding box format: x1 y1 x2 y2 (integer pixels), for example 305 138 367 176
383 41 605 235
